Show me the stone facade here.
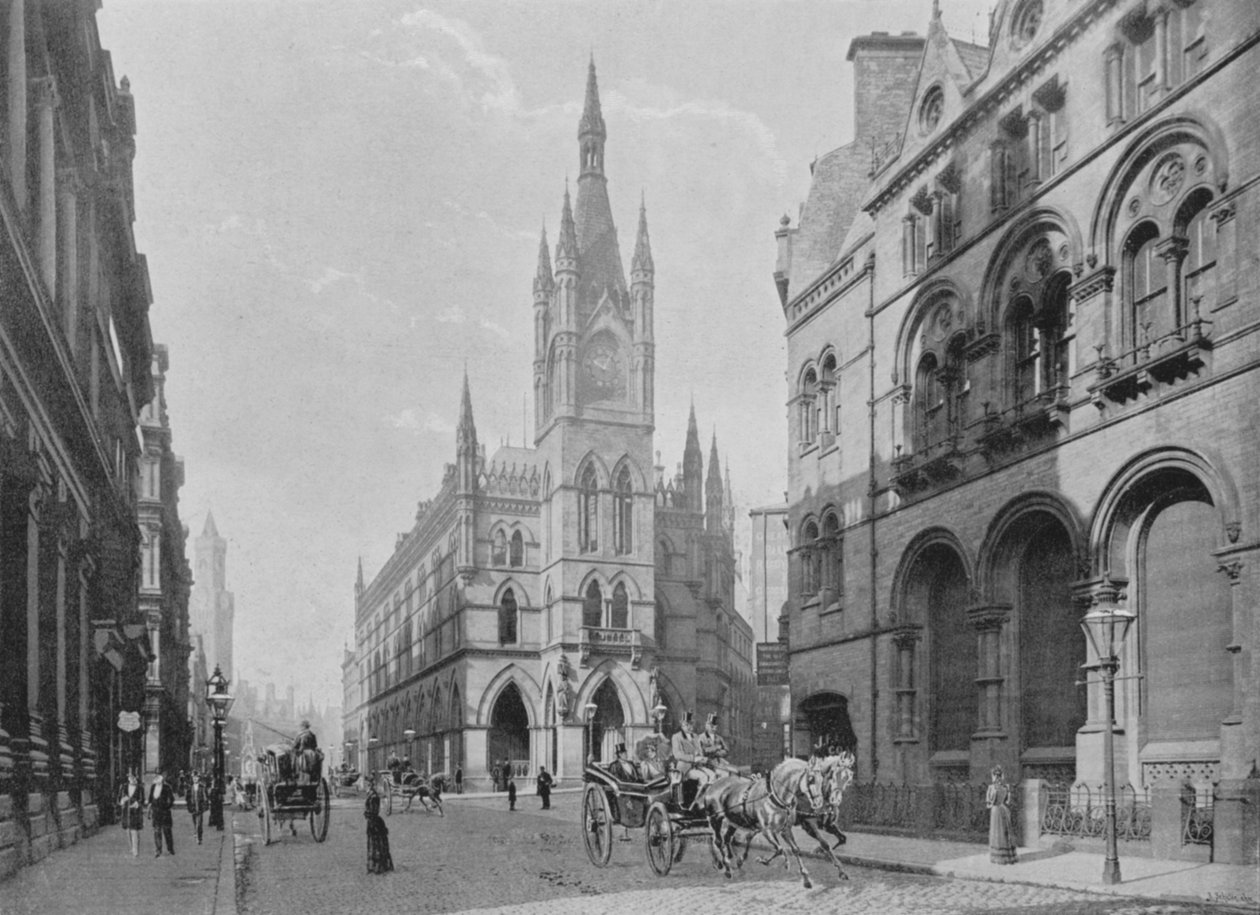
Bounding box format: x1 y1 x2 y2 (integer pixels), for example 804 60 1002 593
777 0 1259 863
352 61 754 789
0 0 158 879
137 346 193 778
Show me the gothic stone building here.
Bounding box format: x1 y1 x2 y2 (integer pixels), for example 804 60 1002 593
776 0 1258 863
1 0 158 876
353 61 753 788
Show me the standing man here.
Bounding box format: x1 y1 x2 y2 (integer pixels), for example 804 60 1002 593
186 771 210 845
536 766 553 809
148 771 177 857
507 773 517 812
670 711 714 811
455 764 463 794
490 761 501 793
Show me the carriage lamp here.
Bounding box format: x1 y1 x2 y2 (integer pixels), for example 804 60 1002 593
1080 599 1135 885
404 728 416 761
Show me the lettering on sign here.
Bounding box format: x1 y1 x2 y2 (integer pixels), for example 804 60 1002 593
756 643 789 686
117 710 142 732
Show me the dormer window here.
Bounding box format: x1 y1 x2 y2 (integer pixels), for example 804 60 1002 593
919 85 944 135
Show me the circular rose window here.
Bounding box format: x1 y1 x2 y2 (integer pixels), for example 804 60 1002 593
1012 0 1044 49
920 86 944 135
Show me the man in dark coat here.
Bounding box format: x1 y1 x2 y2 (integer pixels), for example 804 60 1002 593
148 771 177 857
507 774 517 811
293 720 320 785
536 767 553 809
186 771 210 845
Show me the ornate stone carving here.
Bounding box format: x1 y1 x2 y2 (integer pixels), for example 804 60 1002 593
1149 152 1186 206
1225 521 1241 543
1025 238 1055 281
1216 558 1243 584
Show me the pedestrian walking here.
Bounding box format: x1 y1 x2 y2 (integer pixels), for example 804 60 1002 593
148 771 176 857
507 773 517 811
364 786 394 874
186 771 210 845
117 772 145 858
986 765 1017 865
455 764 463 794
536 766 553 809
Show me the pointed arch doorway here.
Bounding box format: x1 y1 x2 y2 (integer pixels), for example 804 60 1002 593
488 683 530 779
585 679 626 764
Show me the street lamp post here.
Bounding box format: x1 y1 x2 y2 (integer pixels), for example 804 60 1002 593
1080 597 1135 886
652 703 667 735
205 665 234 832
368 735 379 779
403 728 415 769
584 702 598 764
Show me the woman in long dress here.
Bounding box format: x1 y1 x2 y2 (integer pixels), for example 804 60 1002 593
364 786 394 874
986 765 1017 864
117 772 145 857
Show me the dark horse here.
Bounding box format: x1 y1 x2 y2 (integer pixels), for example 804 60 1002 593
381 770 445 816
698 757 826 888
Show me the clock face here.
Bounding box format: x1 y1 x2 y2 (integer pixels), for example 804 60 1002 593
582 342 621 397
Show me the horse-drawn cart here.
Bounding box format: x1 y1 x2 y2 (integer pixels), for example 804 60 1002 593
581 762 706 876
378 769 445 816
256 743 331 845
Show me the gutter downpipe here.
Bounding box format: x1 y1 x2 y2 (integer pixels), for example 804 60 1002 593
865 252 879 782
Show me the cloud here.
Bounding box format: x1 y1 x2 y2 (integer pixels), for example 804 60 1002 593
309 266 356 294
479 318 509 338
397 9 520 113
435 306 464 324
386 408 453 435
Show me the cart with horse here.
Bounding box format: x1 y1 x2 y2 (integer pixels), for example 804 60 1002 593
255 742 331 845
377 768 446 816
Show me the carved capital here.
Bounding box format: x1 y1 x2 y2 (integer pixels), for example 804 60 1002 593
1155 235 1190 264
30 76 60 110
1210 201 1236 226
1069 266 1116 303
1216 558 1243 584
966 603 1011 632
891 625 923 650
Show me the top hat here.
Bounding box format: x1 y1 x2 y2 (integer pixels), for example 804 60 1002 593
681 711 695 726
615 742 627 756
705 713 719 727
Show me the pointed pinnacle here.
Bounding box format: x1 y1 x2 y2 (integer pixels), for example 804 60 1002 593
580 54 605 138
632 193 654 274
535 223 554 292
556 186 578 262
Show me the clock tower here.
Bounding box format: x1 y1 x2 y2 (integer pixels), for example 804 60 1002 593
533 56 656 676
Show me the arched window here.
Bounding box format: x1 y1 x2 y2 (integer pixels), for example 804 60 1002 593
1125 221 1167 347
820 353 838 441
1180 191 1216 316
654 596 667 650
492 529 508 566
509 530 524 567
579 464 598 553
613 466 633 554
822 512 843 601
583 581 603 628
798 368 818 444
799 520 820 595
913 353 943 451
655 538 671 576
611 582 628 629
1042 276 1072 391
499 588 518 645
1007 297 1039 404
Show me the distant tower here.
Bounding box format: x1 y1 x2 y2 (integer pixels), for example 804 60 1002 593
189 511 235 681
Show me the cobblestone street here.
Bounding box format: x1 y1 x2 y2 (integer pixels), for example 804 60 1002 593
235 795 1242 915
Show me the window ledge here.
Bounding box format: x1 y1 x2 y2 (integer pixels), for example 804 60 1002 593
821 601 844 616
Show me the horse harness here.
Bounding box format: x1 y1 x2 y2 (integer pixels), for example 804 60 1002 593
720 773 797 823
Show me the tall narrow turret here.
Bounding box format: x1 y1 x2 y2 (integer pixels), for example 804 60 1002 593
578 54 606 179
456 370 478 492
706 432 724 533
630 194 655 416
683 402 703 513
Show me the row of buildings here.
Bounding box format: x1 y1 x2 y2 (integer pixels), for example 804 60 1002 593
343 0 1256 864
0 0 204 878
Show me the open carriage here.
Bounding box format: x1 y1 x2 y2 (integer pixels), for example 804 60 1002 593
581 736 711 876
332 767 361 799
377 769 445 816
256 743 331 845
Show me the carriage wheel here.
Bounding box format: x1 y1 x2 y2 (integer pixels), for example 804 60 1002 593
260 785 274 846
310 779 331 842
644 802 675 876
581 783 613 867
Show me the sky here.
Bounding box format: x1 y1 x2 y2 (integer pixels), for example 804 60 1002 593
96 0 996 714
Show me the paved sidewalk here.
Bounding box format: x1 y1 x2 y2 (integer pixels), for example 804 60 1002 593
446 788 1260 912
0 807 237 915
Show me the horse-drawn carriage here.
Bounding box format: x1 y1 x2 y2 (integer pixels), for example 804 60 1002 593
377 768 446 816
332 767 361 799
581 742 855 888
256 743 331 845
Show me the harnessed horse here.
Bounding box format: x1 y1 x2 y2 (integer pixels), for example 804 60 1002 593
756 751 855 880
697 757 826 888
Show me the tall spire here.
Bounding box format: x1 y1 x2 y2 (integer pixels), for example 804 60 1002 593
578 53 606 172
631 193 654 276
683 401 703 513
457 369 477 457
355 556 364 593
534 222 554 294
706 432 724 533
203 510 219 537
555 184 578 265
572 57 626 299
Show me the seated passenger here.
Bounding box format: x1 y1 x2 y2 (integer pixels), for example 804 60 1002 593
639 742 666 783
607 742 639 783
670 711 715 811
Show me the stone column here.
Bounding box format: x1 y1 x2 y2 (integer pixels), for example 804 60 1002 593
26 481 50 781
32 76 59 299
1209 199 1237 310
902 216 916 276
1156 236 1189 334
967 604 1011 738
7 0 27 212
891 626 922 742
58 169 81 349
1152 2 1170 93
1105 42 1124 126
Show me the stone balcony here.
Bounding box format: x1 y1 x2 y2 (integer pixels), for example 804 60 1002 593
579 626 643 669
